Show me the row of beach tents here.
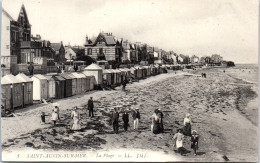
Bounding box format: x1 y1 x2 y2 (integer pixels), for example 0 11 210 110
1 64 183 110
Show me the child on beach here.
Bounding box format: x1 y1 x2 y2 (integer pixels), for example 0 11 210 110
40 112 48 124
191 130 199 155
173 128 185 155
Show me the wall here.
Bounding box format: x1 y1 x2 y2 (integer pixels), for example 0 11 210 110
1 12 11 57
85 46 116 61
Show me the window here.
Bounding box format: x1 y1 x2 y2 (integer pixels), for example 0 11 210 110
6 26 9 30
88 48 92 55
6 45 9 49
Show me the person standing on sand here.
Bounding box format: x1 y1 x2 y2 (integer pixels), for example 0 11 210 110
133 108 140 130
173 129 185 155
40 112 48 124
158 108 164 133
122 109 129 132
183 113 192 136
88 97 94 117
51 108 59 126
151 109 161 134
191 130 199 156
71 106 81 131
122 79 127 91
111 108 120 134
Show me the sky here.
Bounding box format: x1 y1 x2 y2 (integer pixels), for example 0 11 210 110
2 0 259 64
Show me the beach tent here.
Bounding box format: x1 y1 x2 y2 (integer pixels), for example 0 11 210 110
66 73 77 95
44 75 56 99
81 72 93 91
130 67 137 79
16 73 33 106
143 66 151 77
84 63 103 85
102 69 112 86
118 69 127 82
71 73 85 94
2 74 24 109
134 66 143 79
31 74 48 101
52 75 65 99
1 77 12 110
59 73 73 97
114 69 122 85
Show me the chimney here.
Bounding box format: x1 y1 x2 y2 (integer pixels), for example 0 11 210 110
61 41 63 45
86 35 88 43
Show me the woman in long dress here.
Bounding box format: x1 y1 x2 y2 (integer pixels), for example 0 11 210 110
173 129 185 155
183 113 192 136
71 107 81 130
151 109 161 134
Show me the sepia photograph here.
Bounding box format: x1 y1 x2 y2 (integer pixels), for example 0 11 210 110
1 0 258 162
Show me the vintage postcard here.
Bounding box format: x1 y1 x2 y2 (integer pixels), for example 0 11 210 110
1 0 258 162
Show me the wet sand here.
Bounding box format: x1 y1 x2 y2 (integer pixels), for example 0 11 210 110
2 68 258 162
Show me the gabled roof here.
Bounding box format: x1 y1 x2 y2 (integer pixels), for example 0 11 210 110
51 43 62 51
2 74 23 84
16 73 33 82
17 4 30 26
85 32 116 46
65 47 76 56
33 74 48 80
2 8 15 21
85 63 103 70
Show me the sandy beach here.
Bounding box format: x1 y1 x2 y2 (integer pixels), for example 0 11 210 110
2 66 258 162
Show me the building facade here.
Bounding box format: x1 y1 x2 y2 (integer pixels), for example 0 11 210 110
84 32 120 62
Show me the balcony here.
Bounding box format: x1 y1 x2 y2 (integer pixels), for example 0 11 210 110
20 41 31 48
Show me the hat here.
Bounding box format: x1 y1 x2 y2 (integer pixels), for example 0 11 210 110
192 130 197 134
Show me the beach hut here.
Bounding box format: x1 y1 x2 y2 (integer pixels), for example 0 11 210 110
1 77 12 110
59 74 73 97
135 66 143 79
31 74 48 101
143 66 151 77
44 75 56 99
66 73 77 95
71 73 85 94
52 75 65 99
16 73 33 106
81 72 92 91
102 69 112 86
113 69 122 85
84 63 103 86
118 69 127 82
130 67 137 79
2 74 23 109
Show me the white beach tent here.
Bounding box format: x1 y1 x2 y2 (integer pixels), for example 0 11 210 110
31 74 48 101
84 63 103 85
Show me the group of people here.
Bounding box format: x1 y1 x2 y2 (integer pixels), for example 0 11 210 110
173 113 199 156
39 98 199 156
111 107 141 134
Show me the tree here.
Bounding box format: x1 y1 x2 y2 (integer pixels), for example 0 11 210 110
227 61 235 67
75 49 95 65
